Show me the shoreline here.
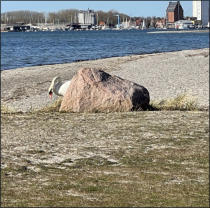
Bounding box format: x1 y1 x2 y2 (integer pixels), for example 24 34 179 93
1 47 209 71
147 29 209 34
1 48 209 112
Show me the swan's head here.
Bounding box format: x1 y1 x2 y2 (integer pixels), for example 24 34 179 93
48 76 61 98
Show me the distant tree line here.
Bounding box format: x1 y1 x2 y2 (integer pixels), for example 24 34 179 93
95 10 130 26
1 9 130 26
1 9 165 27
1 11 46 25
48 9 78 25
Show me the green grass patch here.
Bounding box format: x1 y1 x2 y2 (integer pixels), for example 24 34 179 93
2 163 209 207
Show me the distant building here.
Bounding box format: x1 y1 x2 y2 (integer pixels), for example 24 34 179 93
135 19 141 27
155 19 166 29
78 9 96 29
193 0 209 26
121 18 130 29
99 21 105 26
166 1 184 27
175 20 194 29
1 24 8 32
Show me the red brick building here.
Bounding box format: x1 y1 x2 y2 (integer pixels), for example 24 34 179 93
166 1 184 26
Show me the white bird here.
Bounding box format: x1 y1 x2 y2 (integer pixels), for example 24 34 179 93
48 76 71 98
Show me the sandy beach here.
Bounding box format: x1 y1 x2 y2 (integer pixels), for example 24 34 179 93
1 48 209 112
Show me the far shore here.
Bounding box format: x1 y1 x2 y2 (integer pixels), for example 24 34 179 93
1 48 209 112
147 29 209 34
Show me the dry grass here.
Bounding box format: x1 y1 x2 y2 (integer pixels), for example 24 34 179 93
1 94 202 114
38 93 201 113
1 104 17 114
36 97 63 113
150 94 199 111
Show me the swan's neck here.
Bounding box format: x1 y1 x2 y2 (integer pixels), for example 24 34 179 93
53 81 62 96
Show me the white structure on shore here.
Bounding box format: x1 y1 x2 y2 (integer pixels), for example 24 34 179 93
175 20 194 29
121 18 130 29
78 9 96 28
193 0 209 26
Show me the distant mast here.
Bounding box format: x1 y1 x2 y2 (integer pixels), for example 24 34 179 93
44 12 47 25
115 14 120 29
142 19 146 30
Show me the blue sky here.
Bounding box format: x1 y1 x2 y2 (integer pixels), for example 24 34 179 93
1 1 193 17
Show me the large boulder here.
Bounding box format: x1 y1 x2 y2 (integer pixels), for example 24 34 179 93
59 68 150 113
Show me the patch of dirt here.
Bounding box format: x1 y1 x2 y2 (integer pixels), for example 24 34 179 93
2 111 208 169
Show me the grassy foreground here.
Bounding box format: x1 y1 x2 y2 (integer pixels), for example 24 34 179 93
1 108 209 206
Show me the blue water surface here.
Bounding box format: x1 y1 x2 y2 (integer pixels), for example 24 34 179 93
1 30 209 70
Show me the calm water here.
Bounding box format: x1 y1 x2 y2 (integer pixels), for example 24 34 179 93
1 30 209 70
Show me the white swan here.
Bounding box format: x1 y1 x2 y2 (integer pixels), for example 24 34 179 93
48 76 71 98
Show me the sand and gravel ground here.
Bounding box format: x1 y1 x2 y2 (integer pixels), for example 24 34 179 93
1 48 209 206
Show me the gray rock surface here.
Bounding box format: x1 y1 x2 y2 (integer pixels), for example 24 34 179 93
60 68 150 112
